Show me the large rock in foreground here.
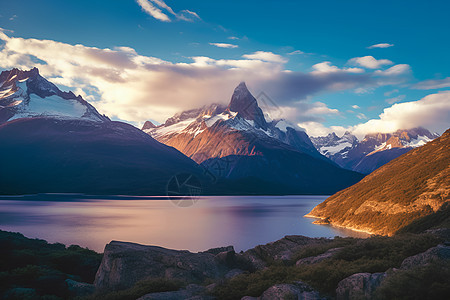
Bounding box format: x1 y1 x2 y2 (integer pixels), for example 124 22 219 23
336 272 386 300
94 241 229 291
94 235 331 291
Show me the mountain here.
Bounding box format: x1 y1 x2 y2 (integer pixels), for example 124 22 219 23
144 82 363 194
306 128 450 236
0 68 201 195
145 82 324 163
0 68 109 124
311 128 439 174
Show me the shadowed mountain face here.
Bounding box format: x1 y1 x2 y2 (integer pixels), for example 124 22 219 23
0 68 202 195
311 128 439 174
0 118 201 195
144 82 364 194
307 128 450 236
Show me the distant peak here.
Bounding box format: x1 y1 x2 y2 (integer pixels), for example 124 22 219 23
142 120 157 130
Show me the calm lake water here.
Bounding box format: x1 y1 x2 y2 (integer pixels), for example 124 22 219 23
0 195 368 252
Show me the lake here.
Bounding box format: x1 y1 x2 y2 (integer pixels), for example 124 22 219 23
0 195 368 252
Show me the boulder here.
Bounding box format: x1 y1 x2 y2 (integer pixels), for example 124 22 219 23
336 272 386 300
296 247 343 266
400 244 450 269
65 279 95 297
244 281 323 300
94 241 227 291
137 284 213 300
243 235 330 269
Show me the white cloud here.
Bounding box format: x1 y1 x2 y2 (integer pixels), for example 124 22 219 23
209 43 238 49
136 0 170 22
297 121 348 137
302 91 450 138
242 51 287 63
354 87 374 94
306 101 339 115
367 43 394 49
228 36 239 40
177 10 201 22
356 113 367 120
375 64 411 76
348 56 393 69
385 94 405 104
352 105 360 109
288 50 305 55
0 31 413 126
312 61 365 74
412 77 450 90
136 0 200 22
351 91 450 138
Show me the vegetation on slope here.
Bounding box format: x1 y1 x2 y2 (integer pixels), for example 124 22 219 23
0 230 102 299
212 233 445 299
307 129 450 236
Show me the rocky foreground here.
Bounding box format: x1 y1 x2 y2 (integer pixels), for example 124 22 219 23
66 229 450 300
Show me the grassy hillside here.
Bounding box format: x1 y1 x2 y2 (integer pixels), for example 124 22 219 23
307 129 450 236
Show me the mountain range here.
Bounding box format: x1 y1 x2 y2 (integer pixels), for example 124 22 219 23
143 82 363 194
1 67 441 196
311 127 439 174
307 128 450 235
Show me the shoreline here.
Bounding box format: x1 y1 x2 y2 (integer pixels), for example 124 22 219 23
304 213 376 236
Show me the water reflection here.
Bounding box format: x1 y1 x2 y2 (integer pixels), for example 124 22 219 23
0 195 369 252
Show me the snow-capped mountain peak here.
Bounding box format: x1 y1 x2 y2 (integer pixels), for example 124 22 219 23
0 68 109 124
226 81 267 130
143 82 324 163
311 127 439 174
311 132 358 156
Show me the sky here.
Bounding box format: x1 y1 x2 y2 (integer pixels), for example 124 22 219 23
0 0 449 138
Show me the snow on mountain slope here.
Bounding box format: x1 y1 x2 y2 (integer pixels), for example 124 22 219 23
311 128 439 174
143 82 325 163
311 132 358 156
141 82 363 194
0 68 108 124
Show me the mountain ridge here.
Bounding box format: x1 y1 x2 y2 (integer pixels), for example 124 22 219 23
307 128 450 235
311 127 439 174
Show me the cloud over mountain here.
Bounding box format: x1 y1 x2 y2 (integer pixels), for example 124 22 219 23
0 30 437 134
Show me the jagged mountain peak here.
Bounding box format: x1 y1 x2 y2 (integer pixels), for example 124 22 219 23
0 67 40 83
227 81 267 130
142 120 157 131
0 67 108 123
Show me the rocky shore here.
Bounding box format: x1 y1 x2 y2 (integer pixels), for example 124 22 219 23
69 230 450 300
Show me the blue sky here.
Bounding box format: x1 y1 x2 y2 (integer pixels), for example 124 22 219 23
0 0 449 137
